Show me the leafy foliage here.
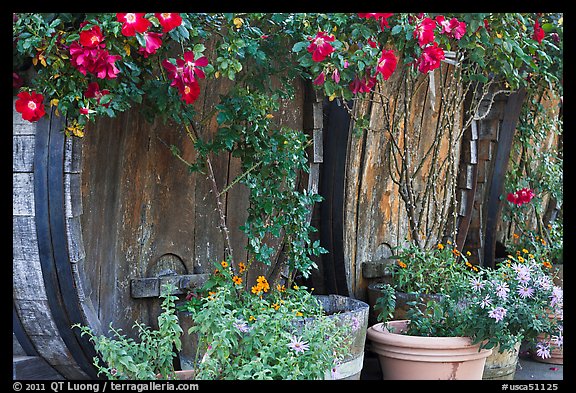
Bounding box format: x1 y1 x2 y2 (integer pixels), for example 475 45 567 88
73 284 183 380
180 260 356 380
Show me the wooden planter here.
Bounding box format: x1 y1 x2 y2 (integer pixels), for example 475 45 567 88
315 295 369 380
482 342 521 380
367 320 492 380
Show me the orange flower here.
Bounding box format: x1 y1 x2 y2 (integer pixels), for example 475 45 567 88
232 275 243 285
272 303 280 310
513 233 520 239
276 284 286 292
398 261 407 269
437 243 444 250
238 262 246 273
452 249 461 256
220 260 229 268
543 261 553 269
251 276 270 294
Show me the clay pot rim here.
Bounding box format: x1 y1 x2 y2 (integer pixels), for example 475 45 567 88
368 320 488 350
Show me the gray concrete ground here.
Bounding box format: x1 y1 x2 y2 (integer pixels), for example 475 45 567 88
514 355 563 380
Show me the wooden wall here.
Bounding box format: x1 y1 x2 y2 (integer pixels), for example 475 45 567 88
343 64 465 299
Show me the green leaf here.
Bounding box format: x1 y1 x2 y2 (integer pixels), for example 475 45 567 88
292 41 308 53
391 25 403 35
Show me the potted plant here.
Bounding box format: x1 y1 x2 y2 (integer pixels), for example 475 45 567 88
177 259 367 380
73 284 193 380
376 240 474 320
368 246 563 380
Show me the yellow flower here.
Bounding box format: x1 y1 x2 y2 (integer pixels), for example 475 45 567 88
295 311 303 317
238 262 246 273
276 284 286 292
518 256 525 263
265 113 274 119
528 254 534 259
522 249 529 254
447 240 452 245
293 285 299 290
466 251 471 256
437 243 444 250
232 275 242 285
271 303 280 310
233 17 244 29
220 260 229 268
66 120 85 138
249 315 256 322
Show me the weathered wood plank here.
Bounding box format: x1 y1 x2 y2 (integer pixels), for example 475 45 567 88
14 300 61 337
64 136 82 174
64 173 83 218
66 216 86 263
13 135 35 172
130 274 210 298
13 216 39 266
13 356 65 380
13 173 34 216
225 154 250 267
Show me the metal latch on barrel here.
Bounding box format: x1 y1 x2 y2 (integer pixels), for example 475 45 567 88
130 273 209 299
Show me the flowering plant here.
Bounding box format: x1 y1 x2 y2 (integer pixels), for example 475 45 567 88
73 284 183 380
376 247 563 355
385 239 475 295
457 252 563 355
179 260 357 380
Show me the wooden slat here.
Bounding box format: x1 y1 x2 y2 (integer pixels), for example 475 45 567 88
484 88 527 268
13 356 65 380
13 173 34 216
13 135 35 172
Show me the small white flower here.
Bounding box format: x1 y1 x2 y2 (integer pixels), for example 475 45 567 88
288 336 309 354
517 285 534 299
536 342 551 359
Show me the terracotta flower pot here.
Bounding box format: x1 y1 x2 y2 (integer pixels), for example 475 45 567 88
367 320 492 380
531 313 563 365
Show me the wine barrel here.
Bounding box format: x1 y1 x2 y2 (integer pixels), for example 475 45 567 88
312 66 528 303
12 75 319 379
